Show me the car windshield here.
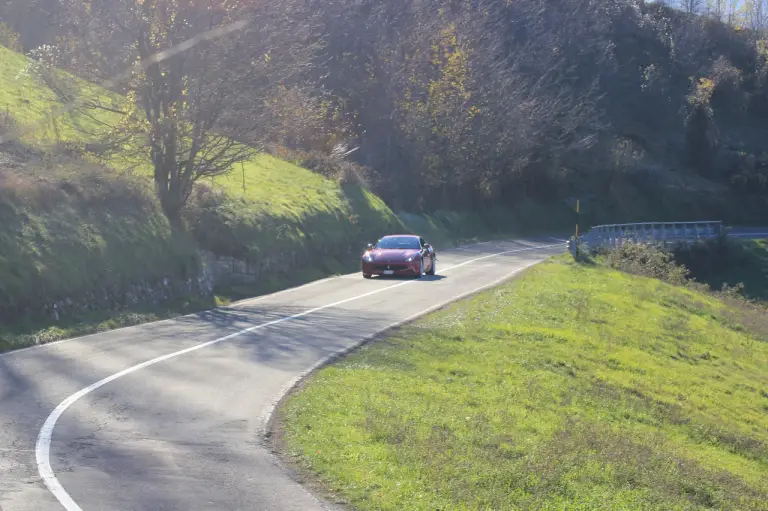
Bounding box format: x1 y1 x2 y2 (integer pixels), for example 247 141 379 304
375 236 421 250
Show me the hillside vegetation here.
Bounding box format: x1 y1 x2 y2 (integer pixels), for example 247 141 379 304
1 43 553 349
0 47 396 338
3 0 768 220
3 0 768 344
279 256 768 511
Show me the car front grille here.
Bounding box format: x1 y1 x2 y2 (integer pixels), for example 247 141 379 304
374 264 408 271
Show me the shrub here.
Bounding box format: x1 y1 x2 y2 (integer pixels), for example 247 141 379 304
606 241 690 285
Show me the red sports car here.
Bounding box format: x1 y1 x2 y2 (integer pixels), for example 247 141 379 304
361 234 437 278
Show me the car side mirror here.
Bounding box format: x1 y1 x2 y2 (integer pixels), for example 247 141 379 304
365 243 375 251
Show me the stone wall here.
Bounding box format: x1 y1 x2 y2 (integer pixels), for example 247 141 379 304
28 266 215 323
198 248 334 285
17 245 355 324
13 249 297 324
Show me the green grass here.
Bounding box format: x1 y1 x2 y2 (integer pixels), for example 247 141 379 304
196 157 402 256
0 45 122 146
280 258 768 511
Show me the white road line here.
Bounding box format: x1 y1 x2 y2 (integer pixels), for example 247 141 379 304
35 242 560 511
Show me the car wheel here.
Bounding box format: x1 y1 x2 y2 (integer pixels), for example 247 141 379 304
363 273 372 279
426 255 436 276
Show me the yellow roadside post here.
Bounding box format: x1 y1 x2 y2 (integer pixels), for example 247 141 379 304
575 199 580 239
568 199 580 258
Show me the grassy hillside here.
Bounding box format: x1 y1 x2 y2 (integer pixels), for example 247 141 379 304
0 44 119 145
279 257 768 511
0 43 399 344
1 43 557 350
0 43 400 237
0 155 209 349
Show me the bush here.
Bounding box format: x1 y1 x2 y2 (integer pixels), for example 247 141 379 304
606 241 690 284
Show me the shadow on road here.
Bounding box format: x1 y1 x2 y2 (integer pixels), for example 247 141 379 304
373 274 447 282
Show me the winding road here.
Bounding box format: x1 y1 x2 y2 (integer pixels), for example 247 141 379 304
0 237 563 511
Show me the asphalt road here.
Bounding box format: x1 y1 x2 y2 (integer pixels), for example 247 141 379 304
727 226 768 238
0 237 563 511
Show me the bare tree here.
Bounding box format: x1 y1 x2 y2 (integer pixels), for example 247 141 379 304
746 0 768 30
687 0 707 14
726 0 744 24
57 0 317 228
312 0 604 208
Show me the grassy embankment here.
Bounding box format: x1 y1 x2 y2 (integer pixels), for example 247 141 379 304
0 44 565 351
279 253 768 510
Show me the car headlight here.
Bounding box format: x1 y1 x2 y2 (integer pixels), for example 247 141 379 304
362 252 374 262
405 254 418 262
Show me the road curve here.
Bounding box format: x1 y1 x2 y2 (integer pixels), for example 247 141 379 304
0 238 562 511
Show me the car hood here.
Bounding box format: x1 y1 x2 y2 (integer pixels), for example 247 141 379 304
367 248 420 262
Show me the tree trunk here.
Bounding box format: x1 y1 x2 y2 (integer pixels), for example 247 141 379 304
161 196 185 232
156 173 185 232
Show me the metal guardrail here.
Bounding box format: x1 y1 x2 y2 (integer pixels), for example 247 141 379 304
580 221 725 248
